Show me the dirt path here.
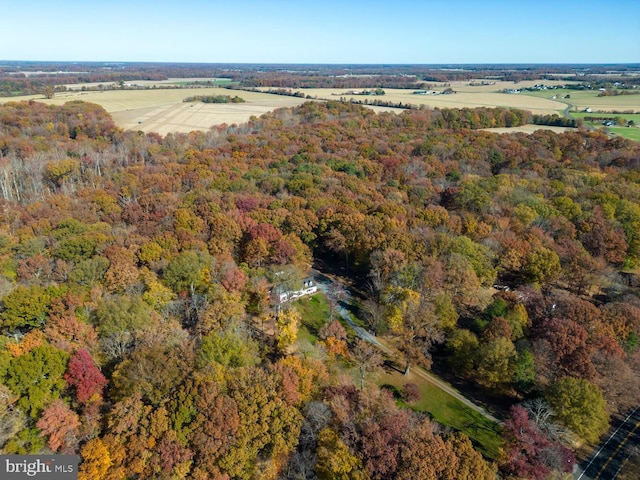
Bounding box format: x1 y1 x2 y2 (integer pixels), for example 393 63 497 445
311 269 502 425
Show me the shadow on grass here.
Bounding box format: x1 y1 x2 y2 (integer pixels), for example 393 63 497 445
381 383 403 400
376 370 504 460
383 359 406 375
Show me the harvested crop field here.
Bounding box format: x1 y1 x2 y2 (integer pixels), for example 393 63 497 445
113 101 298 136
0 88 309 135
481 124 576 134
290 87 566 115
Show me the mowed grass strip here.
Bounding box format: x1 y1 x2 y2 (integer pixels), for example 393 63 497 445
377 370 504 460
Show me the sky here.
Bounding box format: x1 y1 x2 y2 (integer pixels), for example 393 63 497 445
1 0 639 64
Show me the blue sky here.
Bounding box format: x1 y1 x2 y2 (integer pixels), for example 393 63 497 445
2 0 639 64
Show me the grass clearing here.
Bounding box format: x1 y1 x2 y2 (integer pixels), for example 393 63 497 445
605 126 640 141
295 293 331 336
377 370 504 460
297 324 317 345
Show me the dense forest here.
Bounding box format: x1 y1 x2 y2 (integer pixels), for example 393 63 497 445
1 99 640 479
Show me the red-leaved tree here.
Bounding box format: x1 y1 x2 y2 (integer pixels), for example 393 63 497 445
65 349 108 404
501 405 574 480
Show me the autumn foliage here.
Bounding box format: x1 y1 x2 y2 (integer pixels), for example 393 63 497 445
1 98 640 479
64 349 108 404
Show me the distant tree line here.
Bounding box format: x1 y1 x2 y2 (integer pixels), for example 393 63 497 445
236 73 427 90
584 116 632 126
183 94 245 104
229 86 311 99
597 89 640 97
3 62 639 98
532 114 582 128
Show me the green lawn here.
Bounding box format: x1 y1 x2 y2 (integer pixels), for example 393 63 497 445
568 112 640 142
605 126 640 142
295 293 331 335
377 371 504 460
297 324 317 345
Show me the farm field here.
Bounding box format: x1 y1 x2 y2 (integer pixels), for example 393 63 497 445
3 77 638 137
451 78 574 93
286 87 567 115
519 88 640 112
600 125 640 141
571 112 640 122
481 124 576 135
62 77 234 90
0 87 309 135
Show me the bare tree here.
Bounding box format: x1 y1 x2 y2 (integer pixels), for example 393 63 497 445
0 384 27 450
326 282 346 322
282 449 318 480
361 298 385 334
299 401 332 449
352 338 383 389
522 397 572 443
282 401 331 479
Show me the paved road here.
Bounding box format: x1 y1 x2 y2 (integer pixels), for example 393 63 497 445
311 269 501 425
562 101 574 119
576 407 640 479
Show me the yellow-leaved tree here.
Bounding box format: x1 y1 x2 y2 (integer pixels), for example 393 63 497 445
276 309 300 353
79 438 112 480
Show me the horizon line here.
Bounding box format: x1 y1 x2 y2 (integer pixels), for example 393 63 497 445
2 60 640 67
